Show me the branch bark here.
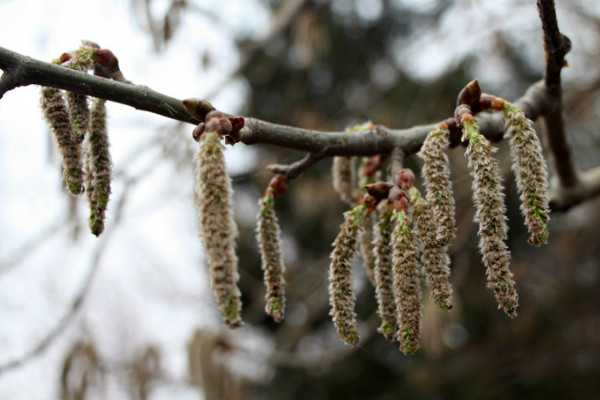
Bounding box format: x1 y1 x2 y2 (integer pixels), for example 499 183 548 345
537 0 579 188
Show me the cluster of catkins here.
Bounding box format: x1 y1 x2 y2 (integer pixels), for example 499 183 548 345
190 81 550 354
40 42 125 236
328 87 550 354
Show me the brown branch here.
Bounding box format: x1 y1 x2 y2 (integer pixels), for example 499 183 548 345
536 0 579 189
537 0 571 88
1 45 599 210
0 45 199 124
549 167 600 211
266 152 323 180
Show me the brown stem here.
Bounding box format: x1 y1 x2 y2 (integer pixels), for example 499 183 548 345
266 153 322 180
1 45 597 210
536 0 579 188
537 0 571 88
0 45 198 124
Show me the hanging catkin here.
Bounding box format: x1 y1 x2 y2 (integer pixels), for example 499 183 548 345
195 130 243 328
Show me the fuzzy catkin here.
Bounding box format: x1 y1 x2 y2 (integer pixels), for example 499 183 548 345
411 193 454 310
502 102 550 246
195 130 243 329
464 120 518 318
373 204 397 342
359 212 377 286
329 207 365 346
332 157 356 205
85 98 111 236
257 192 286 322
392 210 422 355
418 125 456 246
66 92 89 143
40 86 84 195
65 47 96 142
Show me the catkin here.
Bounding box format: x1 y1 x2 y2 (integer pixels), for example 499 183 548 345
65 46 96 142
359 212 377 285
332 156 356 205
418 124 456 245
66 91 89 143
463 119 518 318
257 192 286 322
392 210 422 355
373 204 397 341
40 86 84 195
328 206 365 346
195 130 243 328
85 98 111 236
410 189 454 310
502 102 550 246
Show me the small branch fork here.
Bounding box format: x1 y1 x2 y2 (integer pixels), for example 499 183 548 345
1 0 600 212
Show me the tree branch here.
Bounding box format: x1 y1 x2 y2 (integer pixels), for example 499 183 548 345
0 45 199 124
2 44 600 210
536 0 579 188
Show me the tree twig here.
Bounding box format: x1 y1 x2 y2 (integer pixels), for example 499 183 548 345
2 45 600 210
0 230 109 374
266 152 323 180
536 0 579 188
0 45 197 124
0 180 132 374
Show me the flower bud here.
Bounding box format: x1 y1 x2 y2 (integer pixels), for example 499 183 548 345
394 168 415 190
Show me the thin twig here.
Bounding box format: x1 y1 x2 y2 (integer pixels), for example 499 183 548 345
0 229 110 374
0 45 197 123
0 180 132 374
389 147 406 178
203 0 309 101
0 217 67 274
536 0 579 188
537 0 571 88
266 153 322 180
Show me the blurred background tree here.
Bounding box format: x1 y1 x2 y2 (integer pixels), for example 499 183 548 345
1 0 600 399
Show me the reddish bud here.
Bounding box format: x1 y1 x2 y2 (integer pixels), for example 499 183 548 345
182 98 215 120
205 111 232 136
358 193 378 213
229 117 245 132
192 123 205 142
445 118 463 148
94 49 120 76
479 94 505 112
59 52 73 63
454 104 475 125
388 186 409 211
362 154 386 178
365 182 392 202
267 174 288 198
394 169 415 190
457 79 482 111
224 135 238 146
